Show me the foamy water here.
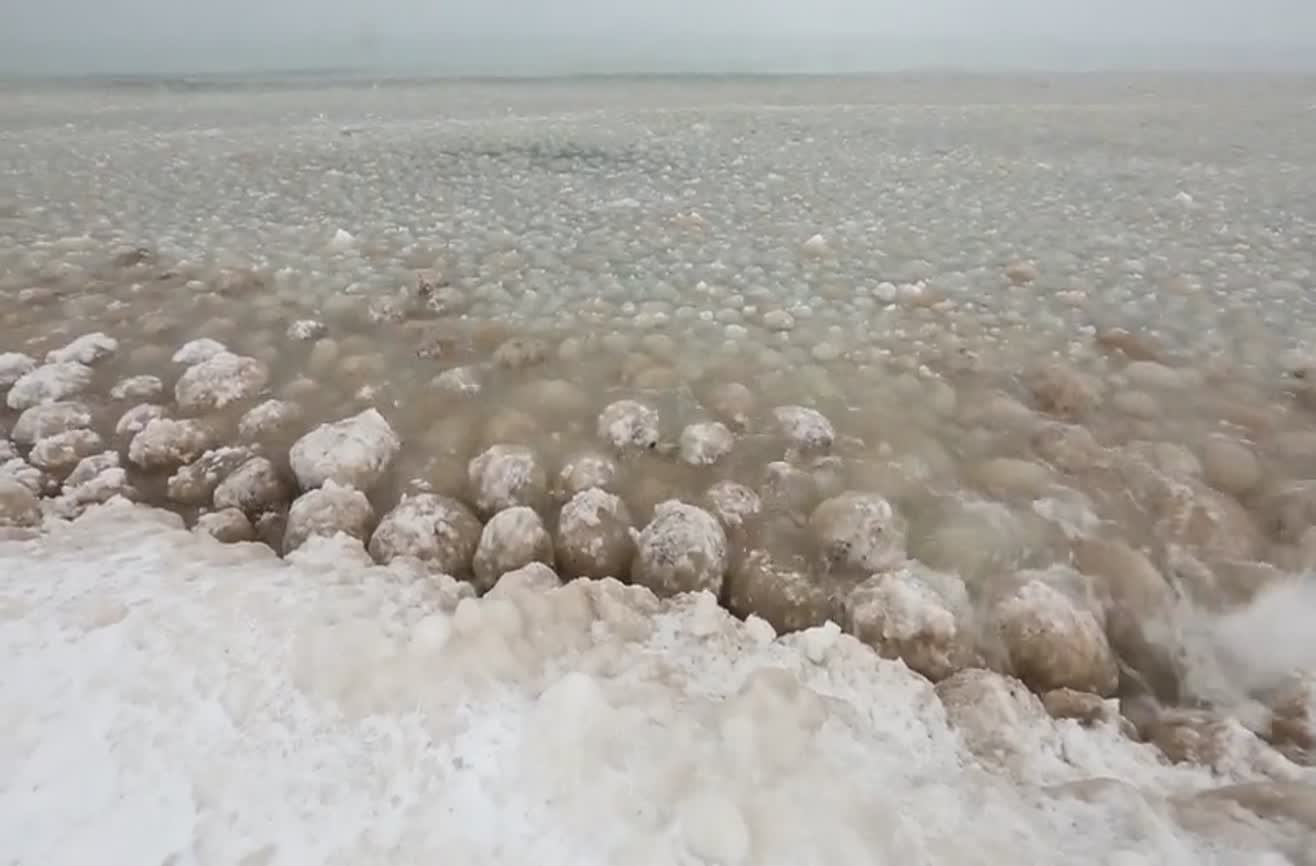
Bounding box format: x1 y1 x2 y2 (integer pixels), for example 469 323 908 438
2 74 1316 863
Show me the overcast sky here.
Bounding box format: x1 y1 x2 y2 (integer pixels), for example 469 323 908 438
7 0 1315 42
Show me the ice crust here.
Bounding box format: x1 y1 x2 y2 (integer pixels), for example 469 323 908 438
2 500 1311 866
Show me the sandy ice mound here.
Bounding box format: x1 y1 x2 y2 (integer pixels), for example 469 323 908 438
1 501 1312 866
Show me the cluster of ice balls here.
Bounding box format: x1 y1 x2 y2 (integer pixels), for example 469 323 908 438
7 327 1315 768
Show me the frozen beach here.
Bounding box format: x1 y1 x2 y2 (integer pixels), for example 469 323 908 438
2 73 1316 863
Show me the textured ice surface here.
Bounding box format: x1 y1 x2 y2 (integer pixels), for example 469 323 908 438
2 501 1313 866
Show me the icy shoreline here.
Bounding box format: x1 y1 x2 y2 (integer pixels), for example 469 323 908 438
1 499 1312 865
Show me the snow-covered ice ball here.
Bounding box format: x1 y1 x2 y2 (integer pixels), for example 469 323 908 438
12 402 91 446
109 375 163 402
431 366 482 396
493 336 550 369
772 405 834 458
1268 673 1315 766
368 493 483 577
597 400 660 451
289 408 400 492
632 500 728 597
283 480 375 554
174 352 270 412
1005 260 1039 285
165 446 252 504
993 579 1119 697
935 669 1049 764
0 352 37 389
703 480 763 531
706 382 755 431
763 309 795 331
29 429 104 475
1124 360 1188 391
195 508 257 543
485 561 560 597
801 233 829 257
53 457 135 515
844 565 976 682
0 477 41 528
1027 362 1102 419
472 506 555 593
171 338 228 366
45 332 118 366
128 418 215 471
467 444 548 517
1200 435 1262 497
555 487 636 580
213 457 290 515
556 451 618 498
238 399 304 441
286 319 327 341
115 403 167 440
1031 423 1103 473
679 421 735 466
6 362 94 410
969 457 1054 500
725 547 836 634
808 492 907 576
63 451 120 490
760 461 822 518
1041 689 1124 729
1 458 49 497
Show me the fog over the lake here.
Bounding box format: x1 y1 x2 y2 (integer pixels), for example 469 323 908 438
3 0 1315 78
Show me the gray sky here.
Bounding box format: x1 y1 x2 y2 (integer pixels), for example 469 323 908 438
7 0 1315 42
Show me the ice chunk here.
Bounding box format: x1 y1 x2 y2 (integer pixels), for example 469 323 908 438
12 401 91 446
6 362 94 410
289 409 400 492
632 500 728 597
472 506 554 593
174 352 270 412
0 477 41 527
368 493 482 577
555 487 635 581
283 480 374 553
171 338 228 366
128 418 214 470
597 400 660 451
679 421 735 466
45 332 118 366
468 444 549 517
0 352 37 389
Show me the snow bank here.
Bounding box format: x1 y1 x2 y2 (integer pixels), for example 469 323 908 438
0 501 1310 866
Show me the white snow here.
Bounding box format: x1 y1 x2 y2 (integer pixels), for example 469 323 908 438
1 501 1309 866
